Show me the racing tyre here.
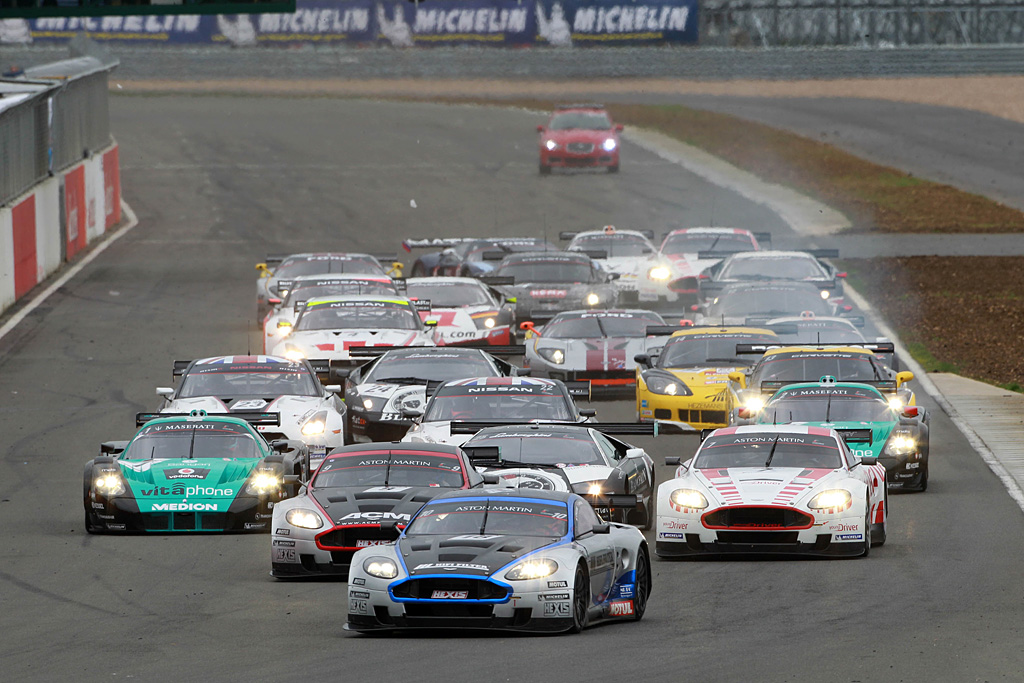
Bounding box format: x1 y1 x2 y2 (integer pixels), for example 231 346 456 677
861 502 871 558
916 463 929 492
872 486 888 547
570 563 590 633
608 164 619 174
632 549 650 621
539 163 551 176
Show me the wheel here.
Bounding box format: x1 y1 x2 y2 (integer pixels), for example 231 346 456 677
631 549 650 621
861 502 871 557
607 164 619 174
570 563 590 633
916 463 929 492
872 486 888 546
539 162 551 176
641 476 655 531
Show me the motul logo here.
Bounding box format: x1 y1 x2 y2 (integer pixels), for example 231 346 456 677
431 590 469 599
609 600 634 616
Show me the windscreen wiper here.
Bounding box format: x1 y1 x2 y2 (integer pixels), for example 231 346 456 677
764 436 781 467
479 502 489 535
377 376 433 385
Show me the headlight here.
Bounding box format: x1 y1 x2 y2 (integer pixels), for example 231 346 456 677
360 397 384 412
571 481 604 496
284 348 306 362
93 473 125 496
601 138 617 152
820 289 830 300
301 410 328 437
483 317 496 329
544 139 558 151
246 471 282 495
669 489 708 510
743 396 766 413
885 435 917 456
646 375 690 396
285 508 324 529
538 348 565 365
505 558 558 580
364 557 399 579
585 293 600 306
808 489 853 512
648 266 671 281
888 397 904 412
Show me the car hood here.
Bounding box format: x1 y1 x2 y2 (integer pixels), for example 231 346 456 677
691 466 843 506
481 464 613 491
663 254 723 278
534 337 648 372
119 457 260 508
272 330 434 357
503 283 616 302
766 420 896 459
355 382 428 415
310 485 453 526
398 533 562 578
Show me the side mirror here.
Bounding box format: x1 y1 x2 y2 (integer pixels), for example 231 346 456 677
277 320 292 329
860 455 878 466
516 368 532 377
424 320 438 327
269 439 290 453
608 272 621 281
323 384 342 394
836 272 847 278
728 371 746 389
507 297 517 304
520 321 535 332
625 448 645 459
379 520 399 532
592 523 611 534
402 405 424 418
737 407 752 420
615 124 624 132
579 409 597 418
268 297 282 306
482 473 501 485
665 456 681 466
690 304 700 312
895 371 914 386
329 367 350 382
901 406 919 418
634 353 652 369
156 387 174 398
537 124 545 132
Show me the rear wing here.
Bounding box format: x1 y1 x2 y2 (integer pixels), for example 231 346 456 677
565 381 592 399
482 251 510 261
263 255 287 267
753 231 773 247
736 342 895 355
135 411 281 428
836 428 874 444
172 360 193 377
567 249 607 260
646 325 692 337
807 249 839 259
345 345 526 358
402 238 476 251
559 229 655 241
449 420 659 436
411 300 432 312
696 250 742 261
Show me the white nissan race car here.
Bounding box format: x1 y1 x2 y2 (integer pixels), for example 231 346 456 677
155 355 347 470
404 276 516 346
656 424 887 558
270 295 438 367
562 227 661 301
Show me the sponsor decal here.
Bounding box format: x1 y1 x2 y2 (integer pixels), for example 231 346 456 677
448 535 501 541
837 533 863 541
658 532 686 539
231 399 269 410
530 289 567 298
351 577 366 586
164 467 211 480
431 590 470 599
466 386 545 394
905 462 920 470
244 522 266 530
363 486 412 493
414 562 489 572
350 590 371 599
151 503 219 511
356 540 391 548
107 523 126 531
609 600 634 616
663 520 688 530
547 580 568 588
139 485 235 497
543 602 571 617
339 512 410 521
273 540 296 547
274 548 296 562
618 584 635 598
91 502 105 509
349 599 369 614
828 523 859 532
275 528 291 535
542 593 570 600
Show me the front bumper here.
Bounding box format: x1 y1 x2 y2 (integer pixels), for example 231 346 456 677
86 495 273 533
350 413 414 443
272 524 398 578
540 147 619 169
637 394 731 430
879 453 928 490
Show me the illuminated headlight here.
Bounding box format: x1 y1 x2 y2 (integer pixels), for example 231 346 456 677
285 508 324 529
571 481 604 496
283 348 306 362
585 293 601 306
601 138 617 152
808 489 853 512
483 317 496 329
545 139 558 151
885 435 917 456
744 396 766 413
648 266 671 281
93 474 125 496
820 289 831 300
361 397 385 412
246 471 282 495
364 557 399 579
647 375 689 396
669 489 708 510
301 411 328 437
505 558 558 580
277 320 292 330
538 348 565 365
888 397 904 412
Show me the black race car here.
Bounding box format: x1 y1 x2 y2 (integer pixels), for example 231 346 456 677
696 249 845 307
402 237 558 278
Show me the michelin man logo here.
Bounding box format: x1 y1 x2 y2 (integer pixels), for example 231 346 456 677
378 4 414 47
536 2 572 46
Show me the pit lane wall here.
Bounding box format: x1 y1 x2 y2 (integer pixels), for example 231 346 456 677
0 0 699 46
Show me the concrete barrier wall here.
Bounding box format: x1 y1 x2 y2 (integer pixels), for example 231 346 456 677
0 140 120 316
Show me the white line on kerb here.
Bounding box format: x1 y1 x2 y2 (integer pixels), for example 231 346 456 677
0 200 139 345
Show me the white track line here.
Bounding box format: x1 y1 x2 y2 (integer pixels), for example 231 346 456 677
0 199 139 344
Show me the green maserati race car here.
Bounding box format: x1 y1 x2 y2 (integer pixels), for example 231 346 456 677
83 412 309 533
755 378 929 491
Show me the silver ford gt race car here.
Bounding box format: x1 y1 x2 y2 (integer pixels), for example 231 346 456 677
346 489 650 633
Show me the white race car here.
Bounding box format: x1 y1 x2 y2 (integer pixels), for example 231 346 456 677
656 424 888 558
271 295 438 367
401 377 594 447
648 227 768 307
404 277 516 346
562 227 661 301
155 355 347 470
262 274 402 353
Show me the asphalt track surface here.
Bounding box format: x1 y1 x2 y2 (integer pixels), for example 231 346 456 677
3 97 1024 682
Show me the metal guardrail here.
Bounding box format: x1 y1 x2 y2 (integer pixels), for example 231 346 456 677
0 90 50 208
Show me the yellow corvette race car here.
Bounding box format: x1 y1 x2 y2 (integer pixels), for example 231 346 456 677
634 326 779 431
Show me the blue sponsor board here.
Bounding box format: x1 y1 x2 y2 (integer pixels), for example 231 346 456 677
536 0 698 45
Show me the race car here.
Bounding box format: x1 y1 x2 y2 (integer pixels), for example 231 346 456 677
346 489 650 633
402 237 558 278
483 251 619 328
524 309 666 392
651 227 768 307
270 443 494 578
696 249 845 308
457 422 656 528
754 378 930 491
155 355 346 471
729 343 916 423
537 104 623 174
756 315 866 345
255 252 400 323
404 277 516 346
656 424 888 557
562 227 659 301
270 295 438 367
697 281 836 326
634 326 780 431
343 346 524 443
402 377 595 447
83 412 308 533
263 274 402 353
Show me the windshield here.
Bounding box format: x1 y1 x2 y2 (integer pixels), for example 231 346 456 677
571 234 651 257
695 432 842 469
719 255 826 281
365 353 495 383
295 301 420 331
549 112 612 130
424 388 573 422
285 281 396 306
405 281 492 307
774 321 865 344
659 334 777 367
546 312 661 338
752 354 883 384
406 499 569 537
707 287 833 318
496 260 594 283
661 232 756 256
312 451 465 488
276 256 384 278
126 422 260 460
179 364 319 398
465 240 554 262
761 391 893 423
466 432 604 465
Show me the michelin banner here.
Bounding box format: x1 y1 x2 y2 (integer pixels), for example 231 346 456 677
0 0 696 47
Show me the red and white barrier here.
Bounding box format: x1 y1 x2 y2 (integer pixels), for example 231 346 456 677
0 140 121 315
